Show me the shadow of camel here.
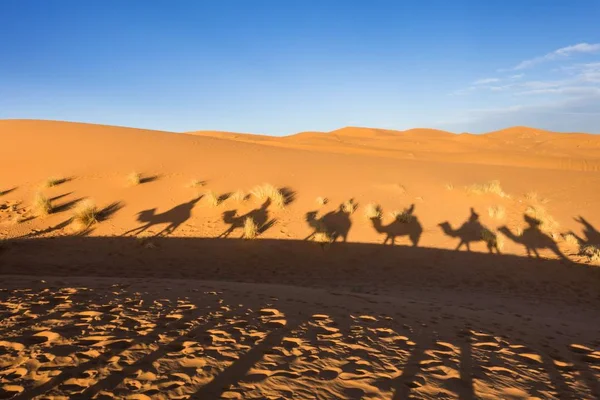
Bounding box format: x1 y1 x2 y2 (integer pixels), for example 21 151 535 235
370 204 423 246
305 204 352 243
439 208 501 253
569 216 600 248
219 199 276 238
124 197 201 237
499 214 567 260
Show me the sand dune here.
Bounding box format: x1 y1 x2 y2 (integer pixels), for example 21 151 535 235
1 119 599 399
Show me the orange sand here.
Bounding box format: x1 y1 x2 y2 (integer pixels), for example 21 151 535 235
0 119 599 399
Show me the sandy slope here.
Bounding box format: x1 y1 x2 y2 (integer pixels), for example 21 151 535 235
1 119 599 399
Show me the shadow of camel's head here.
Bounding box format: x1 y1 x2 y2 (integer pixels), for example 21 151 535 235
136 208 156 222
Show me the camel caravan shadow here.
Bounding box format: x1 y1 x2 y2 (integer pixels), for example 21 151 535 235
219 199 277 239
439 208 502 254
369 204 423 246
499 214 568 260
124 197 201 237
305 201 354 244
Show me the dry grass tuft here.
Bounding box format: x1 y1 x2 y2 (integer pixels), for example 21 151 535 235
188 179 205 188
316 196 328 206
44 176 65 188
481 228 503 251
580 244 600 263
342 199 357 214
365 203 382 219
525 191 550 204
562 233 579 246
466 180 508 198
33 192 53 216
525 205 559 234
251 184 285 208
243 217 258 239
488 205 506 220
127 172 142 186
204 190 220 207
231 190 246 203
445 183 454 191
72 200 98 231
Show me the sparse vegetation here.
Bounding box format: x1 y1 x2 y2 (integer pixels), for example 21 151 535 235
313 231 333 245
562 233 579 246
231 190 246 203
251 184 286 209
44 176 65 188
188 179 205 188
204 190 220 207
481 228 503 251
33 192 53 216
127 172 142 186
72 200 98 231
515 226 523 237
445 183 454 191
488 205 506 220
466 180 508 198
525 205 559 234
243 216 258 239
580 245 600 263
342 199 357 214
316 196 328 206
525 191 549 204
365 203 382 219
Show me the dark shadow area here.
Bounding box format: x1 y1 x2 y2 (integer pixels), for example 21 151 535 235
305 203 353 243
98 202 124 222
439 208 501 253
499 214 567 260
279 186 296 206
218 192 232 203
3 236 596 304
219 199 276 238
53 197 84 213
49 192 73 202
0 187 17 196
370 204 423 246
124 197 201 237
571 216 600 247
47 177 73 187
139 175 159 184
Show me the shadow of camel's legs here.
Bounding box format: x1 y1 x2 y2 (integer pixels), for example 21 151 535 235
123 224 151 236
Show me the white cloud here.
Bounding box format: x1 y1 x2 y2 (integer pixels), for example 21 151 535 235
513 42 600 70
473 78 500 85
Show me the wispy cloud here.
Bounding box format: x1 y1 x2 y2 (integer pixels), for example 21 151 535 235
473 78 499 85
513 42 600 70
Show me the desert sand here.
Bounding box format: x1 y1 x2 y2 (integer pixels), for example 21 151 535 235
0 119 599 399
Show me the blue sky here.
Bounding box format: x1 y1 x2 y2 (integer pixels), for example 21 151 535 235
1 1 599 134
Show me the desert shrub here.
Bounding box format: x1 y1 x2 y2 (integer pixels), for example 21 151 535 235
251 184 285 208
33 192 53 216
316 196 328 206
488 205 506 220
72 200 98 230
204 190 220 207
466 180 508 198
127 172 142 186
342 199 357 214
525 205 559 234
580 245 600 263
244 216 258 239
365 203 382 219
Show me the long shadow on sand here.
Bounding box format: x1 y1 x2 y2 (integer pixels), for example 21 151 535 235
369 203 423 246
439 208 501 254
499 214 568 260
124 197 201 237
1 235 599 399
218 199 277 238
